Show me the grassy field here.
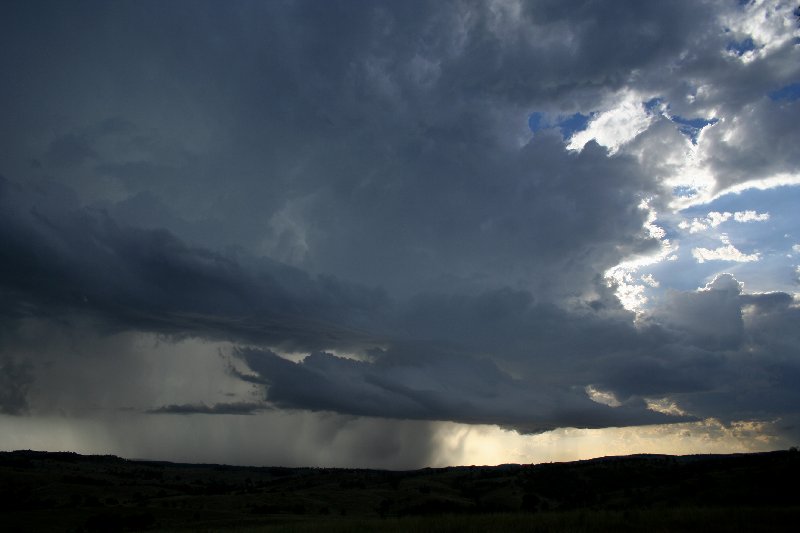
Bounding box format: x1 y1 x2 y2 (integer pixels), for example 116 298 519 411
239 507 800 533
7 506 799 533
2 449 799 531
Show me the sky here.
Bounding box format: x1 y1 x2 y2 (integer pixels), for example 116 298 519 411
0 0 799 469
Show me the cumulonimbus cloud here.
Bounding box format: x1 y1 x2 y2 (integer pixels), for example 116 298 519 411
1 0 799 464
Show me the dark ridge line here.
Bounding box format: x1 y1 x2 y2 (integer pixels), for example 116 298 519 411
2 447 795 474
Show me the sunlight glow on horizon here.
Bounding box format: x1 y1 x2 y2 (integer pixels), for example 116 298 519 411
435 418 788 467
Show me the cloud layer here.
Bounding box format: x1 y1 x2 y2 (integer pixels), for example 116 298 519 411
1 0 799 466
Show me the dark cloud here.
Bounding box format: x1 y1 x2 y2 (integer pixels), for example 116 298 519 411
0 0 715 282
236 346 683 433
0 0 799 464
147 402 266 416
0 175 390 352
44 134 97 169
3 1 789 296
701 97 800 193
2 173 798 434
651 274 746 350
231 271 800 430
604 275 800 424
0 359 34 415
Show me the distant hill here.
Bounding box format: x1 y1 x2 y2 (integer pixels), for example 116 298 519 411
2 449 799 531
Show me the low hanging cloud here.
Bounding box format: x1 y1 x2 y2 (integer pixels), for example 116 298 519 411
235 346 684 433
633 274 800 421
147 402 267 416
0 175 392 354
2 173 798 436
0 359 34 415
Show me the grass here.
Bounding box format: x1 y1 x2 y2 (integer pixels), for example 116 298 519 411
218 507 800 533
3 450 800 532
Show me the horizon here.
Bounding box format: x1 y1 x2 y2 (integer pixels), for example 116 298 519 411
1 0 800 469
4 447 794 471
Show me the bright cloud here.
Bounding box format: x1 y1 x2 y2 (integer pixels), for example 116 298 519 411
692 234 761 263
567 93 653 153
733 210 770 223
641 273 660 288
679 210 770 233
720 0 800 62
605 200 675 312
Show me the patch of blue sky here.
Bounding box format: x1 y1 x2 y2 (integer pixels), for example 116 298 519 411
642 96 716 144
643 97 663 113
672 185 697 198
672 116 717 130
726 36 756 56
684 184 799 220
643 248 724 295
723 252 799 294
557 113 592 138
527 112 546 133
678 192 782 247
669 115 718 144
637 235 789 307
528 111 592 139
633 186 799 308
768 82 800 102
653 186 800 295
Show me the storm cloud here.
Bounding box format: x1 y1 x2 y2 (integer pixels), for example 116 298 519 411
1 0 799 467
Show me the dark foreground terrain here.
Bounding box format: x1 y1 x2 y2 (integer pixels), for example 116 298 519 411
1 449 798 532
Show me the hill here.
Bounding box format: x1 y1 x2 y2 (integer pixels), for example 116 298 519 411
1 449 799 531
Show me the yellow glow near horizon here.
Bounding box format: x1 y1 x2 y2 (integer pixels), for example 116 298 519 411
432 418 788 467
0 413 789 470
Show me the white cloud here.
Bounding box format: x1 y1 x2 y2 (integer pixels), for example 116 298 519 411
605 200 675 312
700 273 744 293
567 93 653 154
692 234 760 263
641 273 660 288
707 211 732 227
585 385 622 408
678 218 713 233
679 210 770 233
733 210 770 223
720 0 800 62
645 397 687 417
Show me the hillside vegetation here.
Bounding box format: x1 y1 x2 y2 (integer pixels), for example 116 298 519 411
1 449 798 531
